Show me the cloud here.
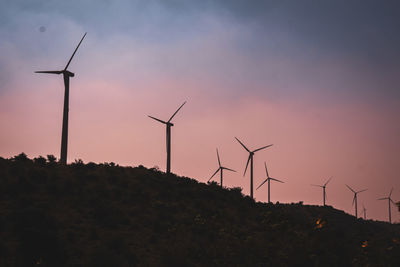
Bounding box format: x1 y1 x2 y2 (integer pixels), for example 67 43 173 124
2 0 400 102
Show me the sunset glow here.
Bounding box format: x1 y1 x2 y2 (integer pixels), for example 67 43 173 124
1 0 399 222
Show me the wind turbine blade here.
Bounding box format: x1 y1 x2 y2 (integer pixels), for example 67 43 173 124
390 199 396 204
311 184 323 187
222 167 236 172
256 179 268 190
264 162 270 178
377 197 388 201
168 101 186 122
235 137 250 152
389 187 393 198
243 155 251 176
64 32 87 71
346 184 356 193
208 168 220 182
148 115 166 124
357 189 368 194
324 176 333 186
325 191 328 201
252 144 273 153
35 70 62 74
352 195 356 206
270 178 284 183
216 148 221 167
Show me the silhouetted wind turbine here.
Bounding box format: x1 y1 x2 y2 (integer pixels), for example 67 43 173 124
235 137 273 199
35 33 87 165
378 187 395 224
311 176 333 206
256 162 284 203
346 184 367 218
148 101 186 174
362 204 367 220
208 148 236 187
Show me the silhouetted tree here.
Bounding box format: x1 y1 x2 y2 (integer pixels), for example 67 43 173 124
73 159 84 165
46 155 57 163
12 153 30 162
34 156 47 165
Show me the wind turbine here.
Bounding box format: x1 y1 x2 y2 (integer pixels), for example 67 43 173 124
35 33 87 165
235 137 273 199
311 176 333 206
208 148 236 187
148 101 186 174
362 204 367 220
256 162 284 203
345 184 367 218
378 187 395 224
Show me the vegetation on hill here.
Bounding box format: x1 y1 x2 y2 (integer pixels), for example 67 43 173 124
0 153 399 266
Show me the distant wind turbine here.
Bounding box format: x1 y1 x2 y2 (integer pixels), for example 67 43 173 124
378 187 395 224
208 148 236 187
311 176 333 206
346 184 367 218
35 33 87 164
235 137 273 199
256 162 284 203
148 101 186 174
362 204 367 220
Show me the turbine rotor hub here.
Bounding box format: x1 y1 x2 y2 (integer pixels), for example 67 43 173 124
64 70 75 77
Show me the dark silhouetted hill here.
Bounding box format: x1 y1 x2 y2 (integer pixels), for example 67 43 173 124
0 154 399 266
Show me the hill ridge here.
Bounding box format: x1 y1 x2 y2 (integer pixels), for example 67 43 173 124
0 154 399 266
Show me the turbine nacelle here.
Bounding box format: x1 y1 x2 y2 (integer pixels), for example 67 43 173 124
148 101 186 127
378 187 395 204
208 148 236 184
35 32 86 79
256 162 284 190
235 137 273 177
378 187 395 223
65 70 75 77
311 176 333 188
346 184 367 195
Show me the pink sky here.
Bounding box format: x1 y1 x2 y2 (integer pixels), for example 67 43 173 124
1 74 399 223
1 0 399 223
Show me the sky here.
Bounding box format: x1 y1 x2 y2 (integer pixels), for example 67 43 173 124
1 0 399 222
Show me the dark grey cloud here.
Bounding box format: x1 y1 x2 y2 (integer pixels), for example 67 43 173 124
3 0 400 55
191 0 400 65
1 0 399 101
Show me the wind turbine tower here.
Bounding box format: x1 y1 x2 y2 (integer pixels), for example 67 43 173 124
362 204 367 220
256 162 284 203
235 137 273 199
346 184 367 218
208 148 236 187
378 188 395 224
148 101 186 174
311 176 333 206
35 33 87 164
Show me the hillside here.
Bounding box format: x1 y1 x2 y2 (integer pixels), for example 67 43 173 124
0 154 399 266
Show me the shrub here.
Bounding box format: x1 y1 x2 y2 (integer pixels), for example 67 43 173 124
34 156 47 166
